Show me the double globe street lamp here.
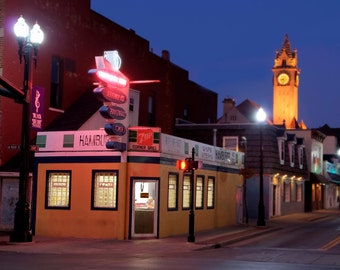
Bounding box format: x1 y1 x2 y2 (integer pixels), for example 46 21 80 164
10 16 44 242
256 107 266 227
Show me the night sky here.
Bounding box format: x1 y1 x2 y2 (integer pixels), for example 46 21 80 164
91 0 340 128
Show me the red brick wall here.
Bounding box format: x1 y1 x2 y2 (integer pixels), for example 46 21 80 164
0 0 217 166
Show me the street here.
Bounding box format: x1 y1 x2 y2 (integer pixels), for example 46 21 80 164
0 211 339 270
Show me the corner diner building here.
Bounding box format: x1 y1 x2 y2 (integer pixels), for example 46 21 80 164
33 128 244 240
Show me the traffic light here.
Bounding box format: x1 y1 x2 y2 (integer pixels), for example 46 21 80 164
176 158 192 172
176 158 203 172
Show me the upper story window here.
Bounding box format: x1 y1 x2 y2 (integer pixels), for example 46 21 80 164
183 106 189 120
50 56 63 109
223 136 238 151
298 146 304 169
277 139 285 165
288 142 295 167
230 115 237 121
129 97 135 112
311 142 323 174
148 95 155 126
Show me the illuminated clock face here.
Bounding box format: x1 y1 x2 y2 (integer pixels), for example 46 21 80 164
278 73 289 85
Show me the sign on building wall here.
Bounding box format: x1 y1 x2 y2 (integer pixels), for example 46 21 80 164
128 127 160 152
31 86 44 131
90 50 130 151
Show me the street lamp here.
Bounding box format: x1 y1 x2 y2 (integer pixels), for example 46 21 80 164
240 136 249 224
256 107 266 227
176 147 200 242
10 16 44 243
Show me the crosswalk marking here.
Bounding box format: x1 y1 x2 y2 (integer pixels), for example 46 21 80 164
320 236 340 250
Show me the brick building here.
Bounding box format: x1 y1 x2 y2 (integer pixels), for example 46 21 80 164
0 0 217 230
0 0 217 167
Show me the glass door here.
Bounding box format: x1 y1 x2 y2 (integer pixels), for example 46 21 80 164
131 179 158 238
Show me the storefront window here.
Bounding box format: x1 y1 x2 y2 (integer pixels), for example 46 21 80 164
195 176 204 209
46 171 71 209
207 177 215 208
168 173 178 210
92 170 118 210
182 175 190 209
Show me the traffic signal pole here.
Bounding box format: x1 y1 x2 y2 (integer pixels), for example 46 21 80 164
187 147 195 242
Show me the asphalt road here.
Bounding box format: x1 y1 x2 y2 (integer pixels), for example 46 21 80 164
0 210 339 270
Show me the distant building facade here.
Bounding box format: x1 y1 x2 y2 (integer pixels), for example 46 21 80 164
175 106 309 220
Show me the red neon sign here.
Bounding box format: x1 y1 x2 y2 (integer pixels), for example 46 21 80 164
96 69 128 88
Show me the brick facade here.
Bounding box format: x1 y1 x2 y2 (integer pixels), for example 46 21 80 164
0 0 217 167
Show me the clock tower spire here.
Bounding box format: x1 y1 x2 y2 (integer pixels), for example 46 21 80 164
272 34 301 129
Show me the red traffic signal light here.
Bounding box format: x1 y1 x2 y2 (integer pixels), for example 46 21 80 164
176 158 203 171
177 160 187 170
176 158 192 171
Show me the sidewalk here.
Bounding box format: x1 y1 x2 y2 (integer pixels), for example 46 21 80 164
0 210 334 255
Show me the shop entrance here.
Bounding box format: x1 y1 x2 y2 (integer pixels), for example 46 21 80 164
131 178 158 238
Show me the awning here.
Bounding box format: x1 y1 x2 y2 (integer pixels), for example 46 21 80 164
327 173 340 185
310 172 330 184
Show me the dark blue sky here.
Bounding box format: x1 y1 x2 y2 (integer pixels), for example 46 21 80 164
91 1 340 128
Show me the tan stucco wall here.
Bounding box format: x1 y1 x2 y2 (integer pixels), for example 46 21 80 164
35 159 243 239
35 162 127 239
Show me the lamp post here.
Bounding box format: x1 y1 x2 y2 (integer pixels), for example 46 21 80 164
256 107 266 227
240 136 249 224
10 16 44 243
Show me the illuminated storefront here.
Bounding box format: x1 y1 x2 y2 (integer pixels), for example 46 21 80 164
34 128 244 239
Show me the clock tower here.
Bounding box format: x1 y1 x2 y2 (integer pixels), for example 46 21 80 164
272 34 301 129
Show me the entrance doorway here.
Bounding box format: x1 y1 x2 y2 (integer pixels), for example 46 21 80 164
272 185 277 216
131 178 158 238
0 178 18 230
236 185 243 224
